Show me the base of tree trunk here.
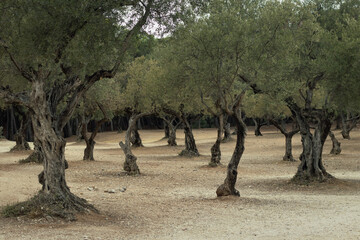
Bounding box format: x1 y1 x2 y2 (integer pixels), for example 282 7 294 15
216 183 240 197
341 131 351 140
330 147 341 155
167 137 177 146
291 171 334 184
283 154 296 162
19 151 43 164
123 154 140 175
179 149 200 157
10 142 31 152
1 191 97 221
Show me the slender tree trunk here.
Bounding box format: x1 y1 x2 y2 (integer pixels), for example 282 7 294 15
271 119 298 162
283 133 296 161
253 118 263 136
216 114 246 196
341 113 351 139
210 114 223 167
329 131 341 155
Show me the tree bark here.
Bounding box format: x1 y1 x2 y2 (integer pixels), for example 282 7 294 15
10 111 31 152
271 120 299 161
29 80 95 218
162 117 180 146
253 118 265 136
288 104 333 182
329 131 341 155
130 128 143 147
340 112 359 140
119 112 150 174
216 114 246 196
210 114 223 167
163 121 170 139
180 117 200 157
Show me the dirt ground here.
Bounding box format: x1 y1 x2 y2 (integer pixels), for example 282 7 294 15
0 126 359 240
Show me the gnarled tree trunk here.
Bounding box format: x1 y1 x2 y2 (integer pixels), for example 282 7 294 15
340 112 359 140
29 80 95 218
162 117 180 146
216 114 246 197
210 114 223 167
329 131 341 155
253 118 266 136
290 108 333 182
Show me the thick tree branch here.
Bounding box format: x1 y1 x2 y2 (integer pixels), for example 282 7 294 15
0 86 30 107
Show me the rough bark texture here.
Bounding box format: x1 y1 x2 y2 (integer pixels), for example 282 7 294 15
210 114 223 167
329 131 341 155
167 124 178 146
29 80 96 219
288 101 333 182
20 140 44 164
164 122 170 139
162 117 180 146
216 114 246 197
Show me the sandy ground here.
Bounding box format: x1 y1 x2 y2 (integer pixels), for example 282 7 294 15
0 126 359 240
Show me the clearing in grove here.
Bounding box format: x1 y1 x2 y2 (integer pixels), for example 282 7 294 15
0 126 359 240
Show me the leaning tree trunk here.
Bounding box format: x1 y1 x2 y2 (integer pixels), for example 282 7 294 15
329 131 341 155
210 114 223 167
10 115 31 152
179 118 199 157
119 113 149 175
216 114 246 197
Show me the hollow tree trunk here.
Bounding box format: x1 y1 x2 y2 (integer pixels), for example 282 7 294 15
11 113 31 152
179 117 199 157
120 113 150 174
210 114 223 167
216 114 246 197
329 131 341 155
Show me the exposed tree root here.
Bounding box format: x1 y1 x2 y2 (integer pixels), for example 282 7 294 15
2 191 98 221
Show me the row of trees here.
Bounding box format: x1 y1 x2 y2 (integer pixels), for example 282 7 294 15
1 0 359 218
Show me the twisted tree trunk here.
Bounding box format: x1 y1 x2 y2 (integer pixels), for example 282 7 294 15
120 112 150 175
216 114 246 197
180 117 199 157
130 128 143 147
162 117 180 146
329 131 341 155
340 112 359 140
210 114 223 167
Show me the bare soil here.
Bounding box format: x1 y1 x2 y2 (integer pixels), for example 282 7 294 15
1 126 360 240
